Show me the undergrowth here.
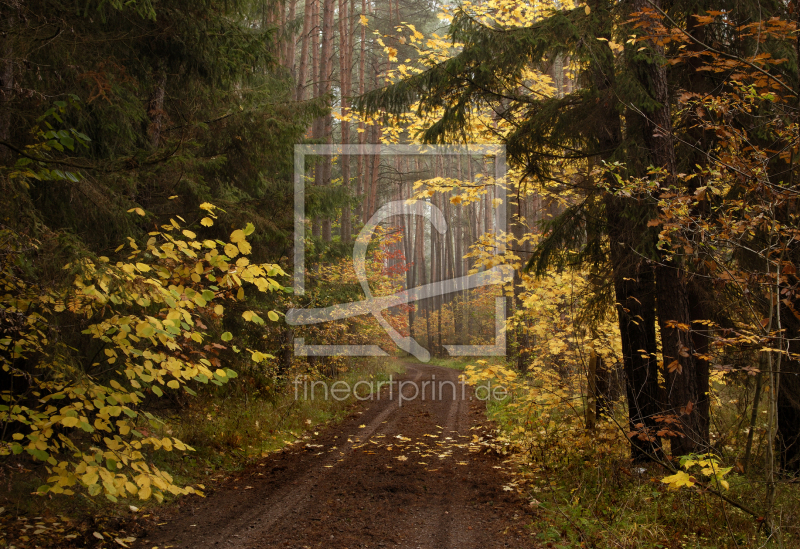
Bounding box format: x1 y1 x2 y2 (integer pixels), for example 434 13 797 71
469 361 800 549
0 357 404 548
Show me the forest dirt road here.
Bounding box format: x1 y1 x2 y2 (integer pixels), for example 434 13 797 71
137 363 541 548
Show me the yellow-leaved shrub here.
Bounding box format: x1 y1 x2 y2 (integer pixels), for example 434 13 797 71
0 204 284 502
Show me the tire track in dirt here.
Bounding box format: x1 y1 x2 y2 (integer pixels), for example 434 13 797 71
138 362 540 549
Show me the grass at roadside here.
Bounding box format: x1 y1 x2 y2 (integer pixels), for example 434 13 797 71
467 362 799 549
152 357 405 485
425 356 473 371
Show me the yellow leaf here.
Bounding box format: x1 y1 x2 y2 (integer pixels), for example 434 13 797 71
182 230 196 239
201 217 214 227
267 311 279 322
82 472 99 486
136 322 155 338
61 416 79 428
237 240 252 255
167 380 180 389
360 14 368 25
585 5 590 14
230 229 246 243
138 485 152 500
224 243 239 258
661 471 695 490
127 207 145 216
214 305 223 315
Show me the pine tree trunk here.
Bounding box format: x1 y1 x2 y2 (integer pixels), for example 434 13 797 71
278 0 287 66
363 125 374 223
656 267 707 455
285 0 297 75
582 0 663 461
511 189 530 372
320 0 334 241
355 0 366 223
403 174 416 347
310 0 322 238
413 206 427 347
148 69 167 149
587 348 598 430
295 0 314 101
338 0 351 243
444 184 455 328
369 125 381 220
634 0 709 455
605 195 662 460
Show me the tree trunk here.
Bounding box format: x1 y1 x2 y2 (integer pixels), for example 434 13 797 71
604 208 663 460
656 266 708 455
285 0 298 75
634 0 709 455
512 190 530 372
278 0 287 66
310 0 322 238
403 174 416 345
0 19 13 164
582 0 663 461
587 348 598 430
413 206 427 347
355 0 366 222
368 124 381 220
295 0 314 101
148 69 167 149
319 0 334 241
338 0 351 243
778 360 800 471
